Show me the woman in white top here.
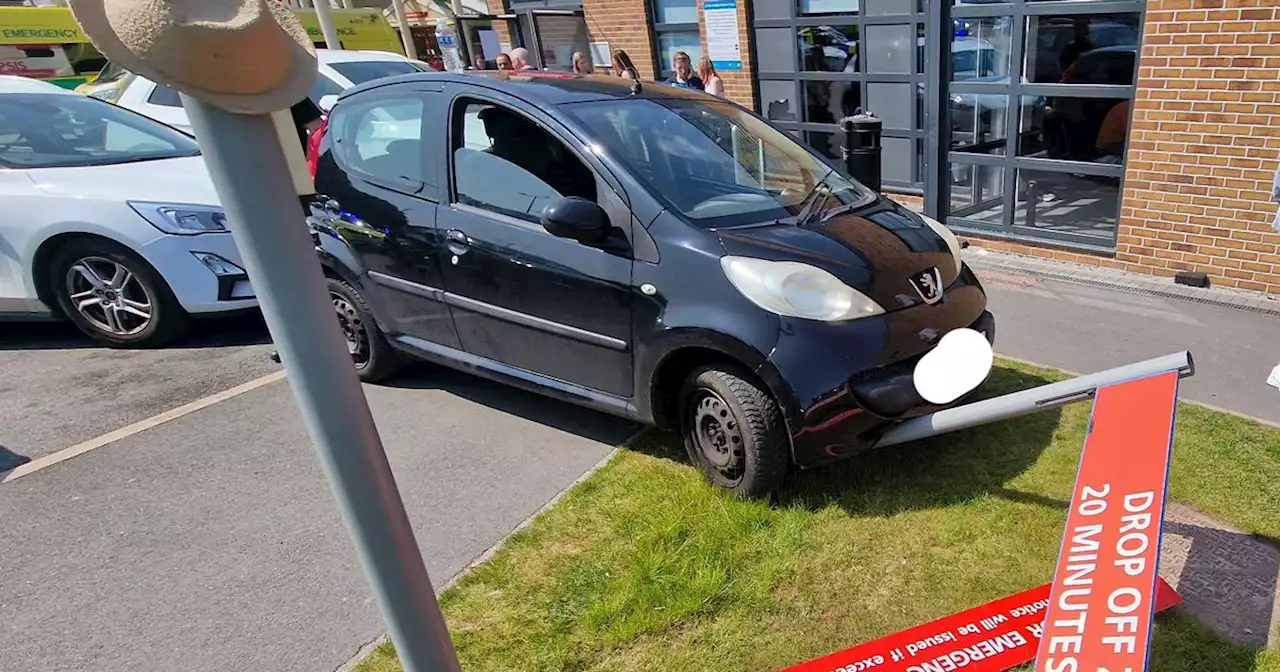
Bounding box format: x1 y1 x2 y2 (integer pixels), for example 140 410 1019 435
697 56 725 97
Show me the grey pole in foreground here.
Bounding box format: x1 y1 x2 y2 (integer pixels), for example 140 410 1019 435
390 0 419 59
181 97 461 672
313 0 343 50
874 351 1195 448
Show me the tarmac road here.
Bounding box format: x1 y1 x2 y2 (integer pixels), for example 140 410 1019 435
2 269 1278 672
0 320 634 672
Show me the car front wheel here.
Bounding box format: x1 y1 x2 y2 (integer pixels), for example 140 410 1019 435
678 365 789 498
49 239 189 348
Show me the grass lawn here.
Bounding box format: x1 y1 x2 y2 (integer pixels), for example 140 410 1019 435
357 361 1280 672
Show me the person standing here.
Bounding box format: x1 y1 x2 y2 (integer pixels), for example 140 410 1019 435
509 47 536 71
697 56 724 97
572 51 592 75
473 53 487 70
496 52 513 71
664 51 703 90
611 49 639 80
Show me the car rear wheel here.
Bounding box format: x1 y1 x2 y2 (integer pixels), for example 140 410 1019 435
48 238 189 348
327 276 401 383
678 365 789 498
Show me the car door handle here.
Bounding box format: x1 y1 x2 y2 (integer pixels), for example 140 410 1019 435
445 229 471 256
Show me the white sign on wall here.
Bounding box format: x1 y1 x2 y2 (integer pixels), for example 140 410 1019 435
703 0 742 71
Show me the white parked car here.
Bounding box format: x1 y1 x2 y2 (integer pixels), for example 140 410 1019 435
0 75 251 347
102 49 429 132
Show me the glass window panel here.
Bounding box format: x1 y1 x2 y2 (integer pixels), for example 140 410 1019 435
883 136 912 183
803 80 862 124
798 25 859 72
867 82 912 131
1014 169 1119 243
948 163 1005 224
654 0 698 24
951 17 1013 82
865 0 913 16
1017 95 1130 162
532 14 590 71
755 0 792 19
805 130 844 161
1024 14 1141 84
951 94 1009 154
657 31 704 71
864 24 913 74
760 80 799 121
800 0 858 15
915 138 924 183
758 28 797 72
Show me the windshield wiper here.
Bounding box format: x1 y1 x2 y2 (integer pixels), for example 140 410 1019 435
785 170 834 227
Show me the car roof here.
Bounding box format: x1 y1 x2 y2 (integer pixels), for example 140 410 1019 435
343 70 710 106
315 48 417 65
0 75 76 95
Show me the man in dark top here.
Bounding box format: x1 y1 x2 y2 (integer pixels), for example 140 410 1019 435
664 51 704 90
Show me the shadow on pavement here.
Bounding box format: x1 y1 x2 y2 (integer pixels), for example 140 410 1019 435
0 313 272 351
382 363 641 447
0 444 31 472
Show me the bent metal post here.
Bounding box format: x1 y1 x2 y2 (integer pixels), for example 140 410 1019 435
781 371 1182 672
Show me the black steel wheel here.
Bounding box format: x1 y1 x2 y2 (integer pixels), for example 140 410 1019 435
326 276 401 383
679 365 789 498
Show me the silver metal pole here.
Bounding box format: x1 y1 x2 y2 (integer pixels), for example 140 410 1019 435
341 0 354 8
390 0 419 59
313 0 343 50
180 96 461 672
874 351 1195 449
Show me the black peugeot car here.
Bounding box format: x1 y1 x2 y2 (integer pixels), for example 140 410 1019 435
307 71 995 497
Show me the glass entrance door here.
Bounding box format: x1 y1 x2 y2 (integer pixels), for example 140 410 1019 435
530 10 590 71
943 0 1144 251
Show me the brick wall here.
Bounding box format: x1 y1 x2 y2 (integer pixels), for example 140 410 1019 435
965 0 1280 295
695 0 756 109
583 0 658 79
485 0 513 57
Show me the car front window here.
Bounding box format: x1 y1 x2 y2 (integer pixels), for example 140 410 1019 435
570 98 875 227
0 93 199 169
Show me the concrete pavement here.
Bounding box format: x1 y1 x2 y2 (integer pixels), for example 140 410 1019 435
980 268 1280 426
0 365 634 672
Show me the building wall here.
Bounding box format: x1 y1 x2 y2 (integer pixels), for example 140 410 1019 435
485 0 513 56
962 0 1280 295
694 0 755 108
582 0 658 79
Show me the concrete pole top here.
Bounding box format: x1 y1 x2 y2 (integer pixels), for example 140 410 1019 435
67 0 317 114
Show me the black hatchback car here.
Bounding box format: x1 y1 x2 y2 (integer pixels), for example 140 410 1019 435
308 71 995 497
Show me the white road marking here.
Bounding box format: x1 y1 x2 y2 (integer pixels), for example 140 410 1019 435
1 370 287 484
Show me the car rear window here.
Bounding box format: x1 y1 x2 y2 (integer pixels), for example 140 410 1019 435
328 61 423 86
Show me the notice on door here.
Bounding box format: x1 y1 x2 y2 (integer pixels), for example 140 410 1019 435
704 0 741 71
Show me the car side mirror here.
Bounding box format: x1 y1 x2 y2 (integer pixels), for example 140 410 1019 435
541 197 610 244
318 95 339 113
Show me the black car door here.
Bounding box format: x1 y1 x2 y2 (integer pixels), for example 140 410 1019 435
434 90 635 399
317 84 461 349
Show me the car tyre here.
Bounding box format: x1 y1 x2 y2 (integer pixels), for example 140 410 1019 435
678 365 789 498
49 238 189 348
327 276 401 383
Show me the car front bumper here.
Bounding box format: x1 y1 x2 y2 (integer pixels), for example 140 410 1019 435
758 265 994 468
138 233 257 315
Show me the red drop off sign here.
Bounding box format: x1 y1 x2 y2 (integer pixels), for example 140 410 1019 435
1034 372 1179 672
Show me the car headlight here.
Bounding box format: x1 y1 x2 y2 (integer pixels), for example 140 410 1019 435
720 256 884 322
919 214 964 275
129 202 228 235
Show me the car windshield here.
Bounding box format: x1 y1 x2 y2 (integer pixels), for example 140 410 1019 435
569 98 875 228
0 93 199 169
328 60 425 86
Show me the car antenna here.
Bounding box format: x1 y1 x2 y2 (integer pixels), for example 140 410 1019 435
630 79 642 95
